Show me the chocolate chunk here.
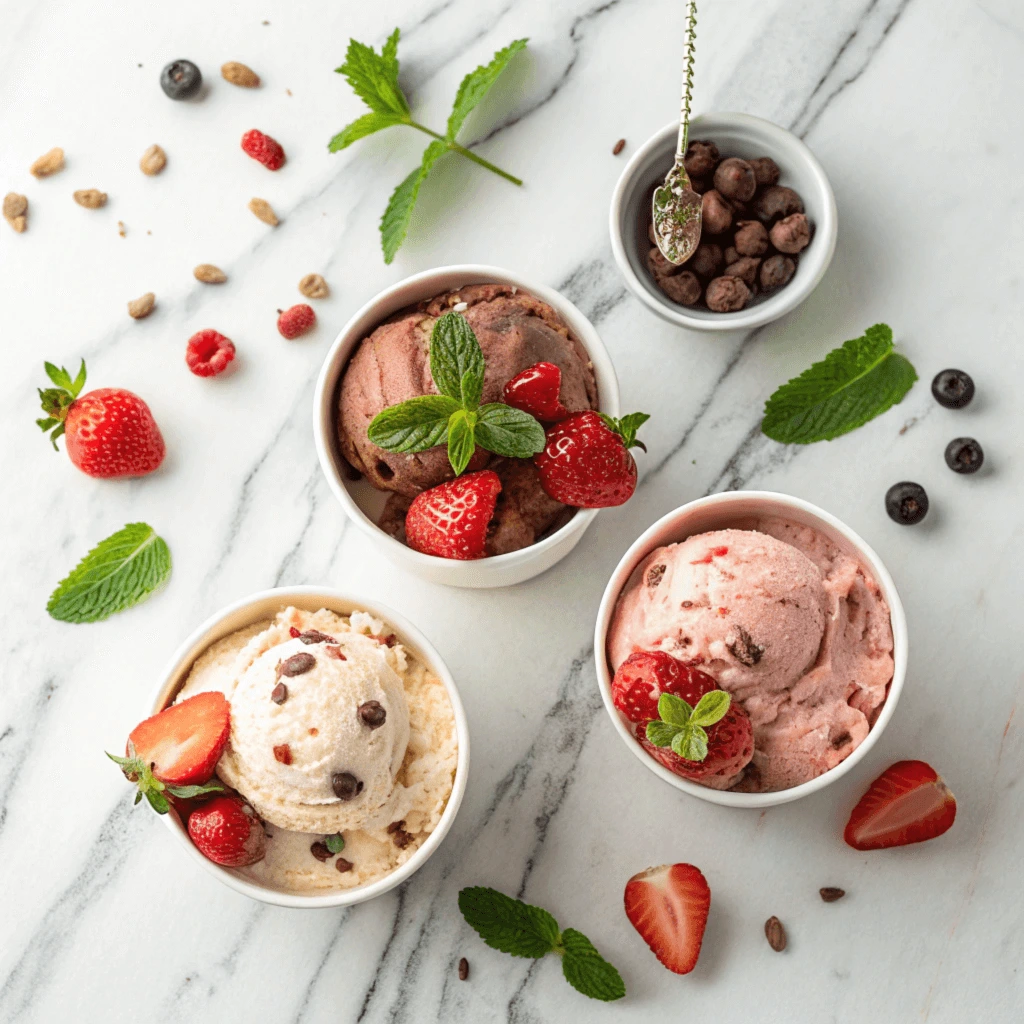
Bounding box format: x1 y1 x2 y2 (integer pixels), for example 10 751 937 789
280 652 316 677
646 564 667 587
760 254 796 291
335 857 354 873
726 626 764 666
733 219 769 257
656 269 702 306
831 731 852 749
392 829 414 849
359 700 387 728
386 820 405 834
458 957 470 981
310 841 332 862
332 772 363 800
271 682 288 705
298 629 336 645
705 275 750 312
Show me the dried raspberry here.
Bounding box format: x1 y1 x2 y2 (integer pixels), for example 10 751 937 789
186 329 236 377
241 129 285 170
277 303 316 339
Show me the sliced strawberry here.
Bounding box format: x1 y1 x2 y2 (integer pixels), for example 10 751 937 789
611 651 717 724
188 794 266 867
128 691 230 786
404 470 501 560
844 760 956 850
624 863 711 974
502 362 569 421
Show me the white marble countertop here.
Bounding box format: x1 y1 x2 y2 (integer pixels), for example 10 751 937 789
2 0 1022 1020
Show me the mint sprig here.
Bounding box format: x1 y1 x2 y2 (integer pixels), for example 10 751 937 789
645 691 731 762
761 323 917 444
367 312 546 476
330 30 527 263
47 523 172 623
107 750 224 815
458 887 625 1002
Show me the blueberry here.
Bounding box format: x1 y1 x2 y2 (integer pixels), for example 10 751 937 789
931 369 974 409
160 59 202 100
944 437 984 474
885 482 929 525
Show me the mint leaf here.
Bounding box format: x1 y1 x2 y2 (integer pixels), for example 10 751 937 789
325 833 345 854
671 726 708 762
380 140 447 264
368 395 460 453
430 313 485 404
761 323 917 444
689 690 731 728
475 404 547 459
645 720 680 748
329 111 407 152
658 692 693 728
336 29 409 116
447 410 477 476
458 887 560 958
446 39 528 140
48 523 171 623
559 929 625 1002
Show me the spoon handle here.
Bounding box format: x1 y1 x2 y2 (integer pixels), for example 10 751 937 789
677 0 698 159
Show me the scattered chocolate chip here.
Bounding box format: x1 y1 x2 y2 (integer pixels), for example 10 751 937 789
612 138 626 156
727 626 764 666
280 652 316 677
324 645 347 660
359 700 387 728
298 629 336 645
387 820 405 834
310 841 332 862
273 743 293 765
332 772 363 800
271 682 288 704
830 732 852 750
392 828 414 849
458 957 470 981
765 916 787 952
681 600 693 608
335 857 354 873
820 887 846 903
647 564 667 587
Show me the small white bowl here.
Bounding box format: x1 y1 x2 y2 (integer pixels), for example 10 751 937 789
150 586 470 908
313 265 620 589
609 112 838 331
594 492 907 808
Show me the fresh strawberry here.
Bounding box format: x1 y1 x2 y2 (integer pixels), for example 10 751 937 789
188 794 266 867
405 470 501 560
241 129 285 170
36 360 165 478
534 411 649 508
624 863 711 975
638 701 753 784
611 651 717 724
502 362 569 422
844 760 956 850
277 303 316 339
186 329 236 377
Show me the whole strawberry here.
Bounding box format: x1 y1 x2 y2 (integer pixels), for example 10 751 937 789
188 794 266 867
241 129 285 170
502 361 569 422
534 411 649 508
36 360 165 478
277 303 316 339
405 470 501 560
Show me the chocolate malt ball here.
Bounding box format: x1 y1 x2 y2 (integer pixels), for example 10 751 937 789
647 246 680 278
713 157 757 202
689 176 711 195
770 212 811 254
723 256 761 289
723 245 740 266
683 140 719 178
658 270 702 306
701 190 733 235
760 254 796 290
748 157 780 187
689 242 724 280
705 275 750 312
734 219 769 257
754 185 804 223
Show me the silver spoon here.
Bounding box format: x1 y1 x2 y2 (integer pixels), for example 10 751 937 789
652 1 702 265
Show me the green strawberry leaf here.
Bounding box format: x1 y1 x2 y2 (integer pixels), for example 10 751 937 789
329 111 408 152
325 833 346 854
657 692 693 728
459 887 560 958
559 928 626 1002
689 689 731 728
380 140 447 264
645 720 680 748
599 411 650 451
367 395 460 453
164 780 226 799
671 725 709 762
446 38 528 140
48 523 172 624
429 313 485 404
761 323 918 444
447 409 477 476
145 789 170 814
335 29 410 116
37 359 87 448
475 403 546 459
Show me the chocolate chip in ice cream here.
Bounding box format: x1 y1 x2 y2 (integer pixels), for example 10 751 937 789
280 652 316 677
310 841 332 862
298 630 336 645
332 772 363 800
271 682 288 705
727 625 764 666
647 564 667 587
391 827 414 849
359 700 387 728
335 857 354 873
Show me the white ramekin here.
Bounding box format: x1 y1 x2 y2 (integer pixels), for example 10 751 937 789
609 112 838 331
313 265 620 589
594 492 908 809
150 586 469 908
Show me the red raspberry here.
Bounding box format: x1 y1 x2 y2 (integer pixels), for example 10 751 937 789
277 304 316 339
186 330 236 377
241 129 285 170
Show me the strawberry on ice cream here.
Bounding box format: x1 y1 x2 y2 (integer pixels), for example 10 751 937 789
608 518 894 792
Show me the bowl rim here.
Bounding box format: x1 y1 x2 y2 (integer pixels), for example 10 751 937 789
593 491 908 808
149 585 470 908
609 112 838 332
312 264 620 580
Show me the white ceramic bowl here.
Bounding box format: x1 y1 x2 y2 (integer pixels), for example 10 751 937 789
150 586 469 908
609 112 838 331
594 492 907 808
313 265 620 588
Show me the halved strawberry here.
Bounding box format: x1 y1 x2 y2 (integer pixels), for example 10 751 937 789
844 760 956 850
611 651 717 724
502 362 569 422
624 863 711 974
128 691 230 785
404 469 502 560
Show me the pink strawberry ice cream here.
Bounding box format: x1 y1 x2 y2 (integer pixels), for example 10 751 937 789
607 518 894 792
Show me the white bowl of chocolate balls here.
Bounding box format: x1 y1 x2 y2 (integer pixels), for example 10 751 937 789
609 112 838 332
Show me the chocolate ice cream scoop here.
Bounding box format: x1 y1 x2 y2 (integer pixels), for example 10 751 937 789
338 284 598 496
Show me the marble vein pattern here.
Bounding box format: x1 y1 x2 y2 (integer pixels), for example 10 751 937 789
1 0 1022 1022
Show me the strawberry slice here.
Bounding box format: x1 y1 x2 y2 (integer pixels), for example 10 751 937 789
611 651 717 724
404 469 501 560
188 794 266 867
624 863 711 974
844 760 956 850
128 691 231 786
502 362 569 422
